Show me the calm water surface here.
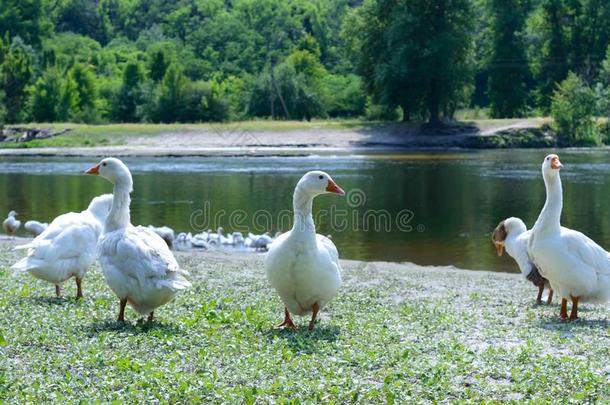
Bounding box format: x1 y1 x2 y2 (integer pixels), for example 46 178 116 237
2 149 610 273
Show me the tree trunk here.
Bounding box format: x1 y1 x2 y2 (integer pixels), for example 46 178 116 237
401 103 410 122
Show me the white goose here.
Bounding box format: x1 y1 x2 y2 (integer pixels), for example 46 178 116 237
3 211 21 237
492 217 553 304
85 158 191 322
12 195 113 298
265 171 345 330
24 220 48 236
529 154 610 320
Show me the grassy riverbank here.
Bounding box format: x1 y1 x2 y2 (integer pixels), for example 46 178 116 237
0 241 608 402
0 118 560 153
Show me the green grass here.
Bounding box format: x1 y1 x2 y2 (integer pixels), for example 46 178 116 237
0 243 608 402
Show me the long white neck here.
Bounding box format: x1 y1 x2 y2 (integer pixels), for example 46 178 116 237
533 171 562 235
291 187 316 241
105 182 131 233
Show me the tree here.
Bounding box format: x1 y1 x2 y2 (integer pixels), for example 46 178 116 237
1 40 33 123
551 72 598 145
147 48 169 82
345 0 475 123
112 60 144 122
156 64 187 122
58 75 80 121
528 0 610 110
0 0 47 47
29 68 63 122
66 63 97 121
485 0 530 118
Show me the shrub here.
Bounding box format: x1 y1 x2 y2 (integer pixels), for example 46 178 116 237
551 72 599 146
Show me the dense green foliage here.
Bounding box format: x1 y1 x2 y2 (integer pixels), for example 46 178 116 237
1 0 610 126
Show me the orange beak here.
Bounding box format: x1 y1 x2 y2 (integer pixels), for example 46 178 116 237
326 179 345 195
551 156 563 170
85 164 100 175
494 242 504 256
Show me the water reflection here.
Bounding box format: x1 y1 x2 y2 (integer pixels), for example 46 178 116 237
2 149 610 273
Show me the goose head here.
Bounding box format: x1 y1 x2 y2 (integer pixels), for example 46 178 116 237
85 157 133 190
542 154 563 179
7 210 17 218
296 171 345 198
492 217 527 256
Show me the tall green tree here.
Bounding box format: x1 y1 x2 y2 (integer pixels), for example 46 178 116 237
147 48 169 82
68 63 97 113
112 60 144 122
528 0 610 109
156 64 187 122
0 0 47 46
345 0 475 123
29 68 63 122
485 0 531 118
1 41 33 123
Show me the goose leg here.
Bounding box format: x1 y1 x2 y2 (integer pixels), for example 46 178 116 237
55 285 61 298
118 298 127 322
560 298 568 320
536 285 544 304
147 311 154 322
546 289 554 305
569 296 579 320
308 303 320 331
274 307 296 329
75 277 83 299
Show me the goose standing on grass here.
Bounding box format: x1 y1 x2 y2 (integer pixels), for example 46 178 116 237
85 158 191 322
24 220 48 237
265 171 345 330
492 217 553 304
529 154 610 320
11 195 113 298
3 211 21 237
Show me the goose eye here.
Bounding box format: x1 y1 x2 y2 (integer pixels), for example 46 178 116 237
102 162 107 166
318 175 323 180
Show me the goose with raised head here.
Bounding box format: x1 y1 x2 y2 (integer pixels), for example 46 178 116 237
12 195 113 298
529 154 610 320
85 158 191 322
492 217 553 304
3 211 21 237
265 171 345 330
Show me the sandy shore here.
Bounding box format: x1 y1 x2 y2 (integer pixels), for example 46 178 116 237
0 118 547 157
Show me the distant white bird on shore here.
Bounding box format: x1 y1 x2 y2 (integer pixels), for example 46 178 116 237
492 217 553 304
3 211 21 237
86 158 191 322
24 220 48 237
11 195 113 298
191 233 210 249
265 171 345 330
232 232 245 246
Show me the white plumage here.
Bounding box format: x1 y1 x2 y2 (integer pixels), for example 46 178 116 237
3 210 21 237
492 217 553 304
529 154 610 320
11 195 113 298
265 170 345 330
24 220 48 236
86 157 191 321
